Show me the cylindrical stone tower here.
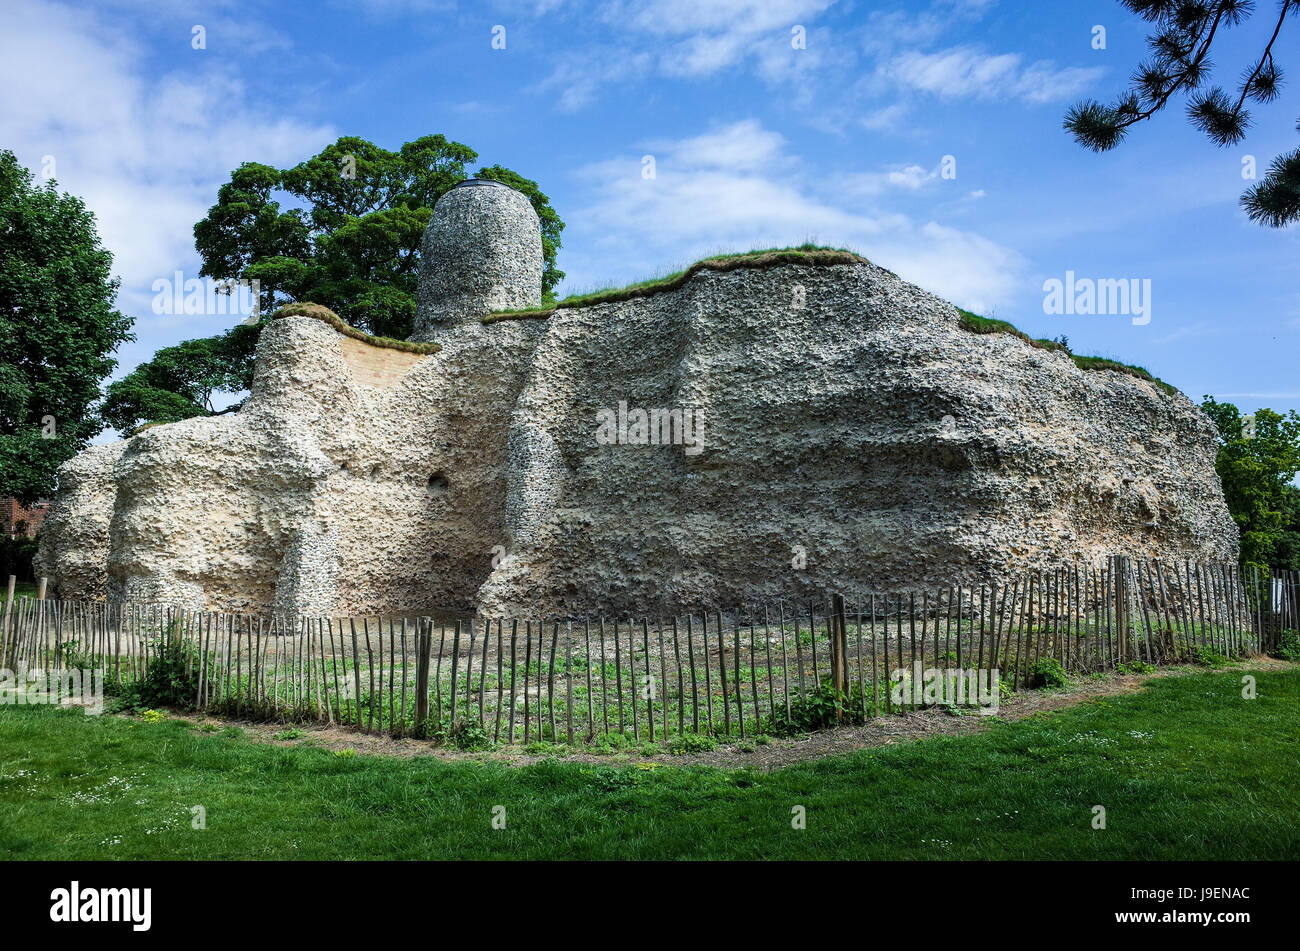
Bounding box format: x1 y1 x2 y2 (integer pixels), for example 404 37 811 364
411 179 543 340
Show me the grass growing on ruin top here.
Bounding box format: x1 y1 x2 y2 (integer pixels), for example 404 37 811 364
480 248 1177 397
482 244 868 323
957 309 1176 396
273 303 442 354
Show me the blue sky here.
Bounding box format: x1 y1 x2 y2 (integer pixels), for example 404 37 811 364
3 0 1298 430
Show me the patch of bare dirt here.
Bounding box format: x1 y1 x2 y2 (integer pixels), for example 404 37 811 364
165 658 1290 771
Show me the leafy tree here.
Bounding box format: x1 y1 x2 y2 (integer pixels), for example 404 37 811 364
193 134 565 338
1200 397 1300 571
1067 1 1300 228
0 535 38 582
101 134 569 438
101 324 259 435
0 150 134 502
1276 483 1300 570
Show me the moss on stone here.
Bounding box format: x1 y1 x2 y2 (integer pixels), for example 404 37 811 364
481 245 869 324
957 308 1175 396
131 421 173 435
272 303 442 354
481 247 1174 396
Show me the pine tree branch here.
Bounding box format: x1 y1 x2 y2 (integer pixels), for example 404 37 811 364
1232 2 1292 116
1113 3 1229 130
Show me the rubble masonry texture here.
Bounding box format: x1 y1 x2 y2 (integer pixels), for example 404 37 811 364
36 181 1239 618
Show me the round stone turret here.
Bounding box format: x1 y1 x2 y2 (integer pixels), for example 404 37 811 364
411 179 543 339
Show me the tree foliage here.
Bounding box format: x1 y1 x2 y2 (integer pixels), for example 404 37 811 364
193 134 565 339
101 324 259 435
0 535 38 582
105 135 568 436
0 150 133 502
1201 397 1300 571
1276 482 1300 570
1067 1 1300 227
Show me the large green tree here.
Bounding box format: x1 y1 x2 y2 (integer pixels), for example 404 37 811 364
101 323 259 435
109 135 564 433
1201 397 1300 571
193 134 565 338
0 150 134 502
1067 0 1300 228
1276 483 1300 570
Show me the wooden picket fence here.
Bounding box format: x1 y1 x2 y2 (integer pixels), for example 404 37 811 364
1261 567 1300 648
1 558 1292 745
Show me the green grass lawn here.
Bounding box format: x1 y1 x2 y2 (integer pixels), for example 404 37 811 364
1 666 1296 860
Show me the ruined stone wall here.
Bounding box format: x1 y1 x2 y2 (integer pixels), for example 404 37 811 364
33 442 124 599
37 257 1237 619
473 260 1236 616
36 312 547 615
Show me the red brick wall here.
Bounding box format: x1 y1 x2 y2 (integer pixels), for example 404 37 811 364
2 497 49 538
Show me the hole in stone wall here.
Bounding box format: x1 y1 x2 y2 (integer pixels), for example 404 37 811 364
427 472 449 496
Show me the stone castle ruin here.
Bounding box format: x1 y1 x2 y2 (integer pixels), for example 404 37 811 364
37 179 1239 619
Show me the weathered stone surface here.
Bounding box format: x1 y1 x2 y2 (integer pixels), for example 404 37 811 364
33 441 124 599
471 261 1236 616
412 179 542 339
37 182 1237 618
38 257 1236 618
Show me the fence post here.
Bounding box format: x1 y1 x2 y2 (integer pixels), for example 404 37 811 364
1111 555 1131 663
37 577 47 600
1 576 14 666
830 593 848 720
1287 571 1299 651
414 619 431 734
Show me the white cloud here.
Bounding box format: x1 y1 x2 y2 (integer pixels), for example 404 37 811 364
565 119 1024 314
859 10 949 56
611 0 833 40
531 0 1099 122
0 0 334 330
535 0 836 108
892 221 1025 309
1151 322 1218 346
860 103 912 132
859 0 996 57
841 163 939 197
881 46 1103 104
72 0 297 54
642 120 790 173
537 49 653 112
887 165 937 189
340 0 457 13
